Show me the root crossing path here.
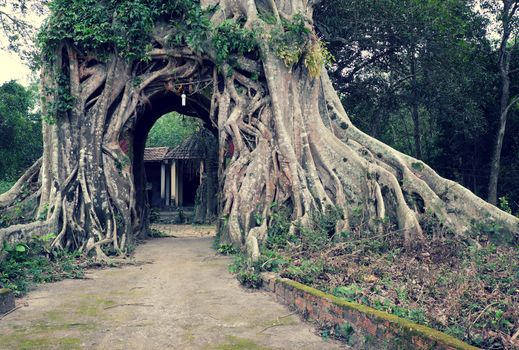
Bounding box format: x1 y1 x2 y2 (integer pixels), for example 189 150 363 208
0 229 344 349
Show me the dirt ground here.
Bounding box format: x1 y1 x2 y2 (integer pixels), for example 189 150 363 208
0 226 345 350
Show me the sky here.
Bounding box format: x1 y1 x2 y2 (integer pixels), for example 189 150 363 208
0 4 45 86
0 51 33 86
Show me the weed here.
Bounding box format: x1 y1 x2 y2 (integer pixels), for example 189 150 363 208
283 258 324 285
237 269 263 289
217 243 237 255
334 322 354 343
228 254 263 288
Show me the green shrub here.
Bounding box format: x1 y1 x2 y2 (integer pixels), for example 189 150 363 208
237 269 263 289
217 243 237 255
0 235 84 296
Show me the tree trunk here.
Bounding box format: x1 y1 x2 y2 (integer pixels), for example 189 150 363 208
0 0 517 258
487 0 517 205
410 55 422 159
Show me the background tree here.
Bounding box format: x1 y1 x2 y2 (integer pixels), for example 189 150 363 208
0 0 47 58
0 80 42 193
483 0 519 205
145 112 200 148
315 0 519 212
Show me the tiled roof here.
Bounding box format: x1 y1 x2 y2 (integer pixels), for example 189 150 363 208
143 147 171 162
165 135 205 159
144 135 205 162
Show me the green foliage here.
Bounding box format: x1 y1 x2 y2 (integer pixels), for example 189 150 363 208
212 19 259 64
149 208 160 223
498 196 513 215
270 14 310 67
334 322 354 343
217 243 237 255
148 228 167 238
228 253 263 289
0 180 15 195
236 269 263 289
169 4 212 53
284 258 324 285
146 112 200 148
0 235 84 296
264 202 292 249
0 80 42 182
256 249 288 272
333 284 363 301
304 39 334 77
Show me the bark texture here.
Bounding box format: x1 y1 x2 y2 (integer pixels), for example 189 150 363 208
0 0 517 258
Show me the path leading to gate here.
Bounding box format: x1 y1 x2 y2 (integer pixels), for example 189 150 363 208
0 226 344 349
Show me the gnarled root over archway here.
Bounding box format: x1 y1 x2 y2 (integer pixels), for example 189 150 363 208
1 0 517 259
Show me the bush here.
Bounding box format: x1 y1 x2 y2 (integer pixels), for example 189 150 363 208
0 235 84 296
217 243 237 255
237 269 263 289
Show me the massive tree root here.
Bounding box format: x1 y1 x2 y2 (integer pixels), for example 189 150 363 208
0 0 517 258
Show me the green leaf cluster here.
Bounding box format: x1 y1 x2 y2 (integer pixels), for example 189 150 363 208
0 234 84 296
37 0 202 61
270 14 311 67
212 19 259 64
0 80 42 182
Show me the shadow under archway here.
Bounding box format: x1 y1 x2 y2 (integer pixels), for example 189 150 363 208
132 84 219 230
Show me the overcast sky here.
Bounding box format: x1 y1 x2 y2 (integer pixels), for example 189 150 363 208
0 51 33 86
0 4 45 86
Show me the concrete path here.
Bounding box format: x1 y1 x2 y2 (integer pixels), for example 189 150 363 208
0 232 344 349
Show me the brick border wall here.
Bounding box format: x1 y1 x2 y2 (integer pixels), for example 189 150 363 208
263 275 479 350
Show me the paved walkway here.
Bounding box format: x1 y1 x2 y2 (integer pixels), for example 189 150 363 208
0 230 344 349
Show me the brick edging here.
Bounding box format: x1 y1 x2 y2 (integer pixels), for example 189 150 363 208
262 274 479 350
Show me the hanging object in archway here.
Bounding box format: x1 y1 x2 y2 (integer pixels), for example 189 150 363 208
181 92 187 107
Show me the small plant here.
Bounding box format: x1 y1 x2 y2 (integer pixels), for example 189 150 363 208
333 284 363 302
176 209 185 224
212 19 259 64
304 38 333 77
237 269 263 289
217 243 237 255
498 196 513 215
283 258 324 285
149 208 160 223
228 253 263 288
334 322 354 343
148 228 167 238
0 235 83 296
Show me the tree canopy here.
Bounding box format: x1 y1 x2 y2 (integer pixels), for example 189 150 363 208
0 80 42 181
146 112 200 148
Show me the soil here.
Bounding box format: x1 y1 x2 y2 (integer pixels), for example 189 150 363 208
0 227 345 350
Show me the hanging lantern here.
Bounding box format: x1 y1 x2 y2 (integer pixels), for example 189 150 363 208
181 93 187 106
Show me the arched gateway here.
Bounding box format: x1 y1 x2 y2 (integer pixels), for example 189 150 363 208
0 0 517 258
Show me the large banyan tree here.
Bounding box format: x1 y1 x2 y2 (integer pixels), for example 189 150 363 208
0 0 517 258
